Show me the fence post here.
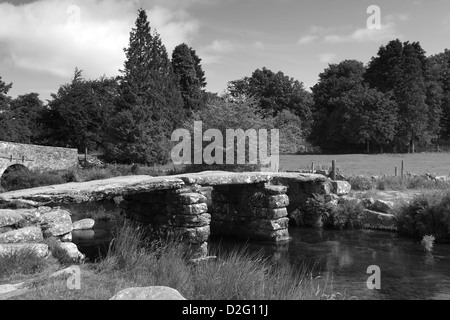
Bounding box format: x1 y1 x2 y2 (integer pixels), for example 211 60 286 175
84 148 88 164
331 160 336 180
395 167 398 177
401 160 404 180
311 162 314 173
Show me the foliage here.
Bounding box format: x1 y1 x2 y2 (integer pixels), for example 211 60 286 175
172 43 205 114
0 247 52 279
104 9 184 165
325 200 365 230
41 69 118 151
421 235 435 252
365 39 441 153
228 67 313 134
394 191 450 241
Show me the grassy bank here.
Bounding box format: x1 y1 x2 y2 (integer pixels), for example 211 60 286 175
4 222 348 300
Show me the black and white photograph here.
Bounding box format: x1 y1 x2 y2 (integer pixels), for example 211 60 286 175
0 0 450 305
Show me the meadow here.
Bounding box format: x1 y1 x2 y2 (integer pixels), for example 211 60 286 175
280 153 450 177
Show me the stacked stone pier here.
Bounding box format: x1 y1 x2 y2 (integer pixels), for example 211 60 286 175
0 171 346 260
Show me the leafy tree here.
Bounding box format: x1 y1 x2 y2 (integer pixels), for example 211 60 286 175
228 67 313 133
42 68 118 151
0 76 12 111
428 49 450 140
105 8 184 164
172 43 203 113
365 39 440 152
190 47 207 89
10 93 45 144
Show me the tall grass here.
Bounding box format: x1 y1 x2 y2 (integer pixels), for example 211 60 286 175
348 175 450 191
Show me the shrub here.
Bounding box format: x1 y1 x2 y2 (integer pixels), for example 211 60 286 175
325 200 365 230
298 194 329 228
348 176 374 191
394 192 450 241
421 235 435 252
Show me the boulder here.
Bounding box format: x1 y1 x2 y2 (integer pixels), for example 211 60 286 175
359 209 397 231
0 243 49 258
59 232 73 242
362 197 376 209
167 226 210 244
372 199 395 213
53 242 85 263
172 193 208 205
332 181 351 195
0 227 14 234
0 210 24 228
110 286 186 300
0 226 43 243
39 209 73 237
72 218 95 230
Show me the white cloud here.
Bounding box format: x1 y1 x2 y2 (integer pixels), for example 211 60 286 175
297 35 318 45
318 53 337 64
323 22 401 44
203 39 236 53
0 0 199 79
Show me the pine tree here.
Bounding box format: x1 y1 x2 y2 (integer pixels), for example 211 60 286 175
172 43 203 113
105 8 184 164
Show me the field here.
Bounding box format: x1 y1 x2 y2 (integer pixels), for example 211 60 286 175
280 153 450 177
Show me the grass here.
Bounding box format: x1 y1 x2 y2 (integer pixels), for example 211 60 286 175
8 221 349 300
280 153 450 177
347 175 450 191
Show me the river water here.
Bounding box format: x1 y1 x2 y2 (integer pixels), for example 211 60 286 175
72 217 450 300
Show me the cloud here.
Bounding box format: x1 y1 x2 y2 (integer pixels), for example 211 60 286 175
203 39 236 53
0 0 199 79
318 53 337 64
297 35 318 45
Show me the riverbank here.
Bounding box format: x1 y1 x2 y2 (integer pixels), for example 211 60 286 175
1 222 348 300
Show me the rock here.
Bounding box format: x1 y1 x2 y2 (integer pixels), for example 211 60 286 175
248 217 289 231
0 175 185 205
167 203 208 215
0 282 29 300
359 209 397 231
168 213 211 228
324 194 340 203
0 210 24 228
167 226 210 244
0 243 49 258
72 218 95 230
372 199 395 213
59 232 73 242
0 227 14 234
53 242 85 263
39 209 73 237
315 170 328 176
332 181 351 195
362 197 376 209
176 171 271 186
110 286 186 300
0 226 43 243
172 193 208 205
263 184 287 195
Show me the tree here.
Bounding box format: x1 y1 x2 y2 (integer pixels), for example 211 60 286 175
104 8 184 165
10 93 45 144
228 67 313 133
42 69 118 151
0 76 12 111
172 43 204 113
190 47 207 89
428 49 450 140
365 39 440 153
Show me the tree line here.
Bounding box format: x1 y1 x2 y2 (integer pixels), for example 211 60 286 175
1 8 450 165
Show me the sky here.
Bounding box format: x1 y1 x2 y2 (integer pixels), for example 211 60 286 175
0 0 450 102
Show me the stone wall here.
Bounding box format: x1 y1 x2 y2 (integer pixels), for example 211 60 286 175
0 141 78 177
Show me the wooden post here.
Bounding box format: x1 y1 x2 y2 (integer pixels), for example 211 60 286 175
395 167 398 177
331 160 336 180
437 144 440 153
84 148 88 164
401 160 404 180
22 156 25 163
311 162 314 173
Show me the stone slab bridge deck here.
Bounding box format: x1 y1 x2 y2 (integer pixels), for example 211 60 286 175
0 171 343 259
